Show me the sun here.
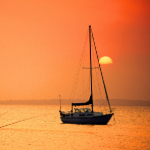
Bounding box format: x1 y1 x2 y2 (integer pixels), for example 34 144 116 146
99 56 113 64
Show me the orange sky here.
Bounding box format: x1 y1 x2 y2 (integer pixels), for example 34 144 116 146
0 0 150 101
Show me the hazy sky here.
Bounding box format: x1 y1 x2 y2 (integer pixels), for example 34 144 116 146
0 0 150 101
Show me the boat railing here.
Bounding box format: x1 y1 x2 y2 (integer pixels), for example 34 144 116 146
60 111 72 114
96 108 115 114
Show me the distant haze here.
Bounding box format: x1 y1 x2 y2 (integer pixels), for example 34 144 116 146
0 99 150 106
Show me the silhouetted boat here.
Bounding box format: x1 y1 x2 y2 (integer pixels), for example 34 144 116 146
59 26 114 124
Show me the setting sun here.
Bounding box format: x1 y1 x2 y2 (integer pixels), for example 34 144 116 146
99 56 113 64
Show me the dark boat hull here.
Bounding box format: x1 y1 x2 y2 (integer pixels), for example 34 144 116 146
60 113 114 125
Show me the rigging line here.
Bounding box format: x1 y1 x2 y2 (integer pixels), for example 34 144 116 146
74 86 91 102
95 100 107 111
91 44 103 101
0 115 39 129
70 30 89 101
74 76 91 102
82 65 84 100
70 46 84 100
91 32 104 105
72 75 91 102
91 31 112 112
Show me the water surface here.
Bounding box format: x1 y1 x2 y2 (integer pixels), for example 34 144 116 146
0 105 150 150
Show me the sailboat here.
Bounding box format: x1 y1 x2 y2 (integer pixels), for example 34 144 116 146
59 26 114 124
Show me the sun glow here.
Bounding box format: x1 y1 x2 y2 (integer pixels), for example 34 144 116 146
99 56 113 64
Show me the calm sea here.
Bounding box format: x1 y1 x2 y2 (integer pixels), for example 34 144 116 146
0 105 150 150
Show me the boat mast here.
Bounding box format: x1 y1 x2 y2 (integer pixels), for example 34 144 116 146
89 25 93 112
